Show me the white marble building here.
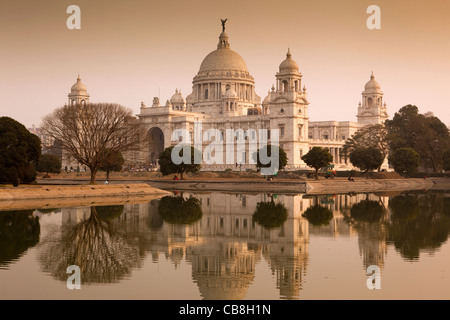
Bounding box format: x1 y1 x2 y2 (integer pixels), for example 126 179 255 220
66 22 389 171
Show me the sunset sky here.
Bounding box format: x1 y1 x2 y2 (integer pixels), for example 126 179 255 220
1 0 449 128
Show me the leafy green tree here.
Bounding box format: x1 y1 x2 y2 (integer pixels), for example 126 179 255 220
343 124 388 170
385 105 450 172
388 148 420 176
0 117 41 186
302 204 333 226
254 144 288 175
301 147 333 180
349 147 384 178
37 154 61 178
158 196 202 224
252 200 288 228
99 149 125 180
158 145 201 180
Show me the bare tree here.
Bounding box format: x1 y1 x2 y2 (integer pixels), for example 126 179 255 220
42 103 146 184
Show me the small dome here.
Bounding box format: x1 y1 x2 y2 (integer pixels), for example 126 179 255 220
170 89 185 103
71 75 87 93
279 49 299 73
263 91 272 104
364 73 382 92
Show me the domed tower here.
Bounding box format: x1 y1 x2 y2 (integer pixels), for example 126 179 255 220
68 74 89 106
170 89 186 111
266 49 310 168
187 20 261 116
357 72 388 125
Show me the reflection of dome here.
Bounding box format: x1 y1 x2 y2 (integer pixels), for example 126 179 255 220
279 49 299 73
187 243 259 300
71 74 87 94
364 73 382 93
199 49 248 74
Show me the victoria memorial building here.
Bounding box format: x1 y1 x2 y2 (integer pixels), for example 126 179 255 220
65 22 388 171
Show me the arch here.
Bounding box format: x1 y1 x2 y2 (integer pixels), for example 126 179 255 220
248 110 253 115
294 80 299 92
147 127 165 163
282 80 288 93
367 97 373 107
204 89 209 100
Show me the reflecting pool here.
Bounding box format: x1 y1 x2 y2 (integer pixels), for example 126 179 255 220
1 190 450 300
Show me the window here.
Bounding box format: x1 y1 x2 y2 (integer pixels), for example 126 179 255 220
220 218 224 228
268 129 271 139
280 125 285 136
298 126 302 137
300 149 303 157
204 89 209 100
235 219 239 228
243 219 248 229
323 134 329 140
280 108 285 114
342 135 346 140
308 133 313 139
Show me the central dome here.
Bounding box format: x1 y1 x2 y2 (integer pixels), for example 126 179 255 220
199 48 248 73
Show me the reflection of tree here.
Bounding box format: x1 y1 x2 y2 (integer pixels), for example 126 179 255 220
252 200 287 229
302 205 333 226
95 205 124 221
347 199 385 224
386 193 450 260
344 197 387 270
158 196 202 225
0 210 40 268
38 206 142 284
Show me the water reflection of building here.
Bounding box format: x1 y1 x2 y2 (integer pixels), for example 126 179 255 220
57 192 389 298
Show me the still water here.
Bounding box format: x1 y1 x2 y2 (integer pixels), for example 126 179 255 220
1 190 450 300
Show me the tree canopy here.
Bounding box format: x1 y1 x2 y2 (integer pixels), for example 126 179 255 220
343 124 388 170
388 148 421 176
349 147 384 178
41 103 146 184
254 144 288 175
0 117 41 186
385 105 450 172
99 149 125 180
301 147 333 180
37 154 61 177
158 145 202 179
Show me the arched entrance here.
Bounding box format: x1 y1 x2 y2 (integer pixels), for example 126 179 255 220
148 127 164 165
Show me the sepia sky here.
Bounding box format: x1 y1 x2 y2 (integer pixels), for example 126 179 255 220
1 0 449 128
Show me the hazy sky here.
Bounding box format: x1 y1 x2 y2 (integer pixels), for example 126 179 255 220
1 0 449 128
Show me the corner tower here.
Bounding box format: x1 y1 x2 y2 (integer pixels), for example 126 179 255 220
357 72 388 125
68 74 90 106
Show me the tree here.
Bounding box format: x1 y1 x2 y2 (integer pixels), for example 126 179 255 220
385 105 450 172
99 149 125 180
301 147 333 180
388 148 420 176
158 145 202 180
443 150 450 171
41 103 146 184
36 154 61 178
254 144 288 175
349 147 384 178
0 117 41 186
343 124 388 170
